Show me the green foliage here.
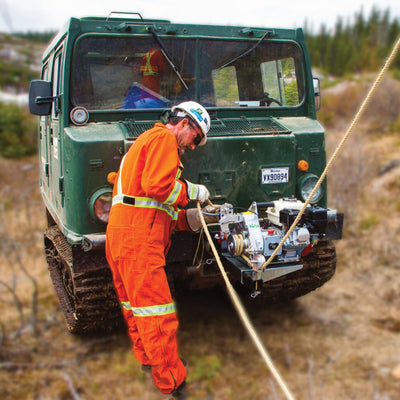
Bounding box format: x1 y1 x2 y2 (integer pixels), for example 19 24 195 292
0 102 37 158
212 67 239 106
284 81 299 106
359 214 379 230
0 60 38 90
391 68 400 80
390 115 400 133
188 354 222 382
305 6 400 77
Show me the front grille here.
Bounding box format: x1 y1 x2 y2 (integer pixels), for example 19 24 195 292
120 121 155 138
120 117 291 138
209 117 291 136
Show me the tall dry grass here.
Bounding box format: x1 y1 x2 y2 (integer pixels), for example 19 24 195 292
323 74 400 229
0 157 47 339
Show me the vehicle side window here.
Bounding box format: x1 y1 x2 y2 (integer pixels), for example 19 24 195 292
41 63 49 80
52 51 63 118
40 63 49 122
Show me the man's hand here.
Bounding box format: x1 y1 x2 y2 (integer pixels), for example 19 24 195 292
185 180 210 203
186 205 220 232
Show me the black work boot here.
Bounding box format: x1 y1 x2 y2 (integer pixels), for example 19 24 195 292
170 381 189 399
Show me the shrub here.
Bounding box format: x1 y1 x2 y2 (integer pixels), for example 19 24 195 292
0 102 37 158
0 60 38 91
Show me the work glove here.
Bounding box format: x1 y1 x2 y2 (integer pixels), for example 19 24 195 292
185 180 210 203
186 205 220 232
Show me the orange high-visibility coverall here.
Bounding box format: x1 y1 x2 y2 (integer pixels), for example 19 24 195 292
105 122 191 394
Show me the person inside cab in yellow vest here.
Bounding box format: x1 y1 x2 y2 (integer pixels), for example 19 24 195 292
141 47 165 94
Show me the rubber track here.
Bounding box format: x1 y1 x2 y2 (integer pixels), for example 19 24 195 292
45 225 122 334
254 239 336 302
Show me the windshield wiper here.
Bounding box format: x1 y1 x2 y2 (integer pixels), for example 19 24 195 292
147 26 189 90
217 31 272 70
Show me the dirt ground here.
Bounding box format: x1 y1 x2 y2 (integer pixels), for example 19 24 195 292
1 78 400 399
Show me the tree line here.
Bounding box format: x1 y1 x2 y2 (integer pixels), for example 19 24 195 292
304 6 400 77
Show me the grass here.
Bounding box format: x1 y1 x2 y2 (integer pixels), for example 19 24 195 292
359 214 379 230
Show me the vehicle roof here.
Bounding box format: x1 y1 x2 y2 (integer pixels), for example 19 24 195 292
42 13 304 60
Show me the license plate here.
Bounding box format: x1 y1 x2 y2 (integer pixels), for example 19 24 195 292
262 167 289 184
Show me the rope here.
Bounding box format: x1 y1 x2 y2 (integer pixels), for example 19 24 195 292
194 35 400 399
196 202 296 400
260 35 400 271
195 35 400 398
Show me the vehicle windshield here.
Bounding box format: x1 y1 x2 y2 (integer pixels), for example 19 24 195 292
72 36 305 110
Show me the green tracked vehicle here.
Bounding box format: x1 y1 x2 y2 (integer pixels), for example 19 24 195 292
29 12 343 334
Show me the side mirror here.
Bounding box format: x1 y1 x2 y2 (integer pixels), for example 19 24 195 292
313 77 321 111
29 80 54 115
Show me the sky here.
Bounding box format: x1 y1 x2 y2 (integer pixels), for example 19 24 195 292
1 0 400 34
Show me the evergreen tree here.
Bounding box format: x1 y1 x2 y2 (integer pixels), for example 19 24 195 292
305 6 400 77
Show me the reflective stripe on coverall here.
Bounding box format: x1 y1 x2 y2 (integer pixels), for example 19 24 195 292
105 123 190 394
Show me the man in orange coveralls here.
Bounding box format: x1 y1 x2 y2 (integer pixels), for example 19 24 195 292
106 101 215 399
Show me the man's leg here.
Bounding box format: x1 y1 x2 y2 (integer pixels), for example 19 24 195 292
106 232 149 366
133 265 187 394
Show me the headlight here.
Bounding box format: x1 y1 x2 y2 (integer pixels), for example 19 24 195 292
90 190 112 223
298 174 323 204
70 106 89 125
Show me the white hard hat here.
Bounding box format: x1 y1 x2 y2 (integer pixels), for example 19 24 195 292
171 101 210 145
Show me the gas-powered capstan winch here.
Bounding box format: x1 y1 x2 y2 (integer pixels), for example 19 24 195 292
217 198 343 290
